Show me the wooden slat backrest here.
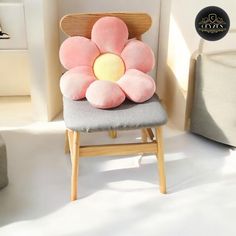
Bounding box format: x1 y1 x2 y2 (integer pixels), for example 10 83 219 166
60 12 152 38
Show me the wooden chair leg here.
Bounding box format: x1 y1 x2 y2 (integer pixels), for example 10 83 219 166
64 129 70 154
141 128 147 142
155 127 166 194
67 129 74 156
109 130 117 138
70 131 80 201
146 128 154 141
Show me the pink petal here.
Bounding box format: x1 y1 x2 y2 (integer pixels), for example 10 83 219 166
117 69 156 103
91 17 128 54
59 36 100 70
86 80 125 109
121 40 155 73
60 66 96 100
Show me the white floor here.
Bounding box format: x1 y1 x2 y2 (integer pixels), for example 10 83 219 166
0 96 32 128
0 98 236 236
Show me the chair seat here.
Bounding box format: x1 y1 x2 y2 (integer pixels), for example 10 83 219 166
63 94 167 132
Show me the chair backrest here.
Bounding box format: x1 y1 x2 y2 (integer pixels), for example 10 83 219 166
60 12 152 39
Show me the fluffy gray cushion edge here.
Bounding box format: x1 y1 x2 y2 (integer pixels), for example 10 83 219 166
63 94 167 132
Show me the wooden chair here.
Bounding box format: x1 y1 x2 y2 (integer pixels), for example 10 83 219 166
60 12 167 201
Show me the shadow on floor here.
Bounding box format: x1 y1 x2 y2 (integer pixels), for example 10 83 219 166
0 126 233 227
0 129 69 226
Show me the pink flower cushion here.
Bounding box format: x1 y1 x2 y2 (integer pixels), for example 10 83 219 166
60 66 95 100
117 69 156 103
86 80 125 109
59 16 156 109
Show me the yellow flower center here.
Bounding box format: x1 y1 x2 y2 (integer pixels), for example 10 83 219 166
93 53 125 82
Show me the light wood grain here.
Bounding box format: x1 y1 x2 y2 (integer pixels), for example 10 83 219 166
64 129 70 154
79 142 157 157
60 12 152 38
109 130 117 139
155 127 166 194
71 131 80 201
145 128 154 141
141 129 147 142
67 129 74 157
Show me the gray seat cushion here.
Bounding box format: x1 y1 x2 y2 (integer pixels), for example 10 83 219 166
190 53 236 147
0 135 8 190
63 94 167 132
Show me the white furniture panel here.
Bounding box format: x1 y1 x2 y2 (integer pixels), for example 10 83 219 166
0 50 30 95
0 3 27 49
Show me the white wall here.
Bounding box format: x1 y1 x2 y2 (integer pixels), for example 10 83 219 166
157 0 236 129
58 0 161 78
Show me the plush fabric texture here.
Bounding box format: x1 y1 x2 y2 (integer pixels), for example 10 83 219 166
121 40 155 73
190 53 236 147
93 53 125 82
118 69 156 103
60 66 95 100
59 16 156 109
63 94 167 132
0 135 8 190
91 16 129 54
59 36 100 70
86 80 125 109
